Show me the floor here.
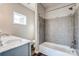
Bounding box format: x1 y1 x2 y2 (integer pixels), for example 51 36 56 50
31 44 46 56
33 53 46 56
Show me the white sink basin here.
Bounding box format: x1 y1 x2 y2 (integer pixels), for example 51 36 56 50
4 39 22 45
0 35 31 53
0 35 24 45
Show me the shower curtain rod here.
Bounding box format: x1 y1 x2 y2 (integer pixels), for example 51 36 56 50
47 3 76 12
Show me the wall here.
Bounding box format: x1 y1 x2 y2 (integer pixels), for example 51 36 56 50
39 16 45 44
45 16 74 46
74 6 79 55
0 4 13 34
38 3 45 18
37 4 45 44
0 3 35 40
44 4 77 47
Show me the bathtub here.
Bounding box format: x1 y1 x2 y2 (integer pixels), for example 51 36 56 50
39 42 77 56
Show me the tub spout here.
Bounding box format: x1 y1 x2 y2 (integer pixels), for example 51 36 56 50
71 39 77 49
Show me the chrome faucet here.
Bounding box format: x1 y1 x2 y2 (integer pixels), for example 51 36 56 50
0 32 4 46
71 39 77 49
0 32 9 46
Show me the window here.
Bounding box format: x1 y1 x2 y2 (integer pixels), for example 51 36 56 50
13 12 27 25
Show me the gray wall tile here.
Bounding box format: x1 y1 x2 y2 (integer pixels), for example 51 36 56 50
45 16 74 47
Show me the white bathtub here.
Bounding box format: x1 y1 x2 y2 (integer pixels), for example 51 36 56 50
39 42 77 56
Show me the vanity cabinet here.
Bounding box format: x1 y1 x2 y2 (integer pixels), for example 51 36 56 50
0 43 31 56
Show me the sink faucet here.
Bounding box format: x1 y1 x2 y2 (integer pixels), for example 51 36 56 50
0 32 9 46
0 32 4 46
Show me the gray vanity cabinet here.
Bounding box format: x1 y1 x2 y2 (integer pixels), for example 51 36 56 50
0 43 31 56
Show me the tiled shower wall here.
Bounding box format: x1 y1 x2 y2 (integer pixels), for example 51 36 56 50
74 7 79 55
38 4 79 52
45 15 74 47
39 16 45 44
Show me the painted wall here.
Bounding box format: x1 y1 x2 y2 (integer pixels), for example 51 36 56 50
0 4 13 34
45 16 74 46
0 3 35 40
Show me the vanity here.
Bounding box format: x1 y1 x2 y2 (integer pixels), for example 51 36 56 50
0 35 31 56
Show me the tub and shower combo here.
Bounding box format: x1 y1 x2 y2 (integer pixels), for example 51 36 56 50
38 16 77 56
38 13 78 56
39 42 77 56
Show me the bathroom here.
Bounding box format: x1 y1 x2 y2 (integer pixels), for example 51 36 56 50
34 3 79 56
0 3 79 56
0 3 35 56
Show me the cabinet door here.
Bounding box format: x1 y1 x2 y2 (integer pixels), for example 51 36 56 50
2 44 29 56
0 53 2 56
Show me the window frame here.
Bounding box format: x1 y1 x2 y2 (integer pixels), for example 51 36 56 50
13 12 27 25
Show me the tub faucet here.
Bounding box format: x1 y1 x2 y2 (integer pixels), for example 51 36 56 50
71 39 76 49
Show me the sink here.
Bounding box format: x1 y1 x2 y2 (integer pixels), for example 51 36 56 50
4 39 22 45
0 35 22 46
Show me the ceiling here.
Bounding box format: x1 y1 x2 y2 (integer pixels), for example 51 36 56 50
41 3 73 11
21 3 75 12
22 3 36 12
